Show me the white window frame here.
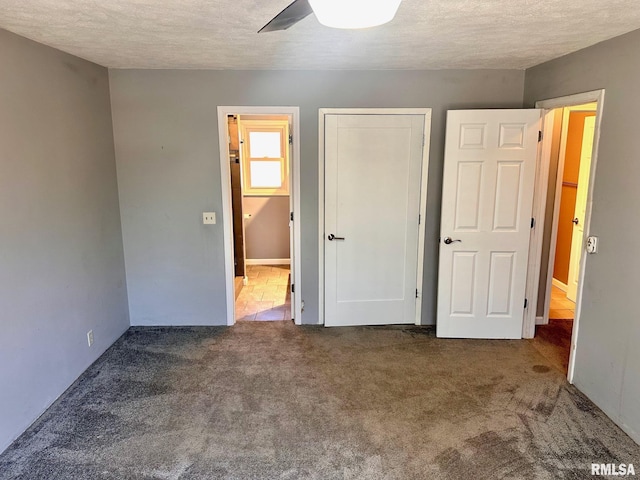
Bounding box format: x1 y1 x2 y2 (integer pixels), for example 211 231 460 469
239 119 290 196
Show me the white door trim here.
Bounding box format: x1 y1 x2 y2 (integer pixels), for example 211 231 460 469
318 108 431 326
524 89 605 383
217 106 302 326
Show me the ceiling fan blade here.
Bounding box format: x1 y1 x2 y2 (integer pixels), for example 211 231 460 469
258 0 313 33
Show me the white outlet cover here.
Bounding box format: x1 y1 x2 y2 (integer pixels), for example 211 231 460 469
87 330 94 346
203 212 216 224
586 236 598 254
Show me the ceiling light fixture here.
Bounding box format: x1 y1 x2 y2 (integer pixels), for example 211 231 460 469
308 0 403 29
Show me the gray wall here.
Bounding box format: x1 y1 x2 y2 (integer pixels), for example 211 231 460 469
243 196 290 260
109 69 525 326
525 28 640 444
0 30 129 452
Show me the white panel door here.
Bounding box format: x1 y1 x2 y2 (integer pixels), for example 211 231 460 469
437 109 541 339
567 115 595 302
324 114 425 327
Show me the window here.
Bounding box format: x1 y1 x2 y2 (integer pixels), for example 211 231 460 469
239 119 290 196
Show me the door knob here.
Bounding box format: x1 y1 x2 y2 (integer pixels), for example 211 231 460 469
572 218 579 225
328 234 345 241
443 237 462 245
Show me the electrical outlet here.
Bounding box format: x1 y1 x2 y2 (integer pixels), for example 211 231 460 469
203 212 216 224
586 236 598 254
87 330 94 347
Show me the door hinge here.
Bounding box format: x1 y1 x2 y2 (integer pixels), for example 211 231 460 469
422 134 426 147
289 134 293 145
290 212 294 221
418 214 421 225
524 298 528 309
291 284 295 293
416 289 419 299
538 131 543 142
531 217 535 229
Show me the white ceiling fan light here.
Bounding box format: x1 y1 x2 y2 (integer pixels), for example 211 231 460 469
308 0 403 29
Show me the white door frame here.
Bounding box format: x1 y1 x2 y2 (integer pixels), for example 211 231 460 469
523 89 605 383
318 108 432 326
217 106 302 326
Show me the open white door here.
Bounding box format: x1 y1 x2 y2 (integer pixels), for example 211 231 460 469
566 115 595 302
324 113 426 327
437 109 541 339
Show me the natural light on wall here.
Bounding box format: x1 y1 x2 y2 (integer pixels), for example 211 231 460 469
308 0 402 29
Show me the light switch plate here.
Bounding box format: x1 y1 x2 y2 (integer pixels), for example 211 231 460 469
203 212 216 224
586 236 598 254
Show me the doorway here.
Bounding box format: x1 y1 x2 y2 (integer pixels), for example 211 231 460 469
229 115 292 321
525 90 604 382
537 103 596 371
217 107 302 326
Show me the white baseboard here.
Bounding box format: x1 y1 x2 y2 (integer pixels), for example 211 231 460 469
552 278 568 292
535 315 548 325
246 258 290 266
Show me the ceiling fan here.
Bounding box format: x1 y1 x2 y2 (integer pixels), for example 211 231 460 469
258 0 313 33
258 0 403 33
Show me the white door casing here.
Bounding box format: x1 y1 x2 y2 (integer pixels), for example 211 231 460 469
567 115 595 302
324 113 426 327
437 109 542 339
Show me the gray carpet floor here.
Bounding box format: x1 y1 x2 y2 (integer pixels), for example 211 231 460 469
1 322 638 479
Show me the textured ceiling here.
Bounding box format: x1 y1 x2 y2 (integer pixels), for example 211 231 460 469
1 0 639 70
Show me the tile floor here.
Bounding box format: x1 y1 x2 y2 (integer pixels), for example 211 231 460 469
235 265 291 321
549 284 575 320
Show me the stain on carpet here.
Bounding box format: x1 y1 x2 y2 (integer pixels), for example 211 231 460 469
533 365 551 373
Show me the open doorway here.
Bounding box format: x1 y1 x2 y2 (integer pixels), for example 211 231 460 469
217 107 302 326
549 106 597 309
535 102 597 372
228 114 292 321
525 91 604 381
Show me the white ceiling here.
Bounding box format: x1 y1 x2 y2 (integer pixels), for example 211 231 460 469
1 0 639 70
